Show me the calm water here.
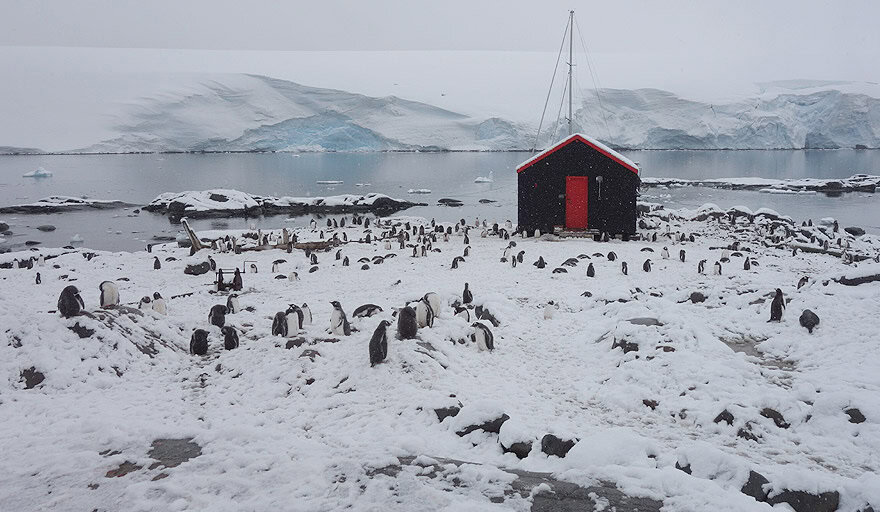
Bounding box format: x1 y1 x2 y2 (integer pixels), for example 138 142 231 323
0 150 878 252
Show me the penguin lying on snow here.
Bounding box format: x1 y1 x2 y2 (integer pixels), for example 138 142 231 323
99 281 119 308
369 320 392 366
534 256 546 268
57 286 84 318
353 304 383 318
454 306 470 322
190 329 209 355
471 322 494 351
222 326 239 350
397 306 418 340
330 301 351 336
799 309 820 333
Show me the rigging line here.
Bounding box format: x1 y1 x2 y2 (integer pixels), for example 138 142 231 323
550 74 570 144
533 17 571 151
573 16 611 141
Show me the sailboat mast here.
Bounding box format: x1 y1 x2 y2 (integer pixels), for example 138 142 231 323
568 10 574 136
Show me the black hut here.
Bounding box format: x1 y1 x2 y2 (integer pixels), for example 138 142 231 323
517 133 640 237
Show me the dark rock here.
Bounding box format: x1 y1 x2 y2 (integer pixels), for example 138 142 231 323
478 199 497 204
208 193 229 202
25 240 41 246
36 225 56 232
147 438 202 469
183 262 211 275
434 406 461 422
690 291 707 303
767 489 840 512
541 434 576 458
838 272 880 286
20 366 45 389
714 409 734 425
674 461 692 474
70 322 95 338
642 399 659 410
285 337 309 349
612 338 639 353
740 470 770 501
844 226 865 236
0 222 8 231
456 413 510 437
501 440 533 459
845 407 866 424
760 408 790 429
737 422 761 442
627 317 663 326
105 461 142 478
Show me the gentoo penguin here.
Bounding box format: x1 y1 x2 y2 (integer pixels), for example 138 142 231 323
369 320 392 366
190 329 209 355
423 292 442 316
679 250 686 262
249 263 258 274
310 253 319 265
153 257 161 270
286 304 304 331
517 251 525 263
586 263 595 277
799 309 820 333
661 247 670 259
797 276 809 289
152 292 167 315
226 294 240 314
353 304 383 318
411 246 418 258
451 256 465 269
57 285 84 318
35 272 41 284
397 306 418 340
462 282 473 304
463 246 471 257
471 322 494 351
769 289 785 322
698 259 706 274
643 259 652 272
510 255 517 268
272 311 289 337
209 304 228 328
232 269 243 291
743 258 751 271
607 251 617 262
385 240 392 250
310 218 317 230
713 261 722 275
652 232 658 242
330 301 351 336
301 303 313 325
543 301 555 320
138 296 152 310
464 234 470 245
413 298 435 328
99 281 120 308
217 269 226 291
454 306 471 322
221 326 239 350
342 256 350 267
621 261 628 275
534 256 547 268
535 229 541 238
272 259 285 272
37 254 44 266
208 256 216 271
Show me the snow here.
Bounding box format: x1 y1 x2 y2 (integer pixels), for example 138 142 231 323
474 171 494 184
2 205 880 510
642 175 880 193
22 167 53 178
145 189 416 215
516 133 639 173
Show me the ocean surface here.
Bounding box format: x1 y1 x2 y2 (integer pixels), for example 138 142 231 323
1 150 878 252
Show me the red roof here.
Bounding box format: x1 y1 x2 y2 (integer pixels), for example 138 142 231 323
516 133 639 174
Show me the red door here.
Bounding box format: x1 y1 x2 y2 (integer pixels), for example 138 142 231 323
565 176 588 229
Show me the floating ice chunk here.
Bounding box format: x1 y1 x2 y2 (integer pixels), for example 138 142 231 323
70 234 84 243
408 189 431 194
316 180 343 185
474 171 494 183
22 167 53 178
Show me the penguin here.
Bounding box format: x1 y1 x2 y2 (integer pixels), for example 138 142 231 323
153 256 161 270
464 234 470 245
517 251 525 263
272 311 289 337
743 258 751 271
510 255 517 268
462 282 473 304
769 289 785 322
454 306 471 322
385 240 392 250
643 259 652 272
713 261 722 275
661 247 670 259
209 304 228 328
301 303 313 325
397 306 418 340
621 261 628 275
463 246 471 257
35 272 41 285
330 301 351 336
272 259 285 272
190 329 209 355
586 263 595 277
221 326 239 350
413 298 435 328
286 304 304 331
607 251 616 261
226 294 239 314
310 253 318 265
543 302 555 320
152 292 167 315
534 256 547 269
37 254 44 266
799 309 820 333
99 281 119 308
797 276 809 289
412 246 418 258
369 320 392 366
232 269 243 291
208 256 216 271
57 285 84 318
423 292 442 316
451 256 465 269
471 322 495 351
652 232 658 242
698 260 706 274
216 268 226 291
679 250 686 262
138 296 152 310
353 304 383 318
534 229 541 238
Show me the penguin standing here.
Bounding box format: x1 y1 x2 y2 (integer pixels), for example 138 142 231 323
621 261 628 275
221 326 239 350
471 322 495 351
413 298 435 328
209 304 228 328
301 303 313 325
607 251 616 261
643 259 652 272
797 276 809 289
397 306 418 339
423 292 442 316
190 329 209 355
272 311 289 337
153 257 161 270
329 301 351 336
586 263 595 277
679 250 686 262
698 260 706 274
232 269 243 291
462 282 473 304
543 302 555 320
57 286 84 318
226 294 240 314
152 292 167 315
208 256 216 271
661 247 670 259
743 258 751 271
99 281 120 308
369 320 391 366
35 272 41 285
769 289 785 322
713 261 722 275
286 304 304 331
534 256 546 269
216 269 226 291
138 296 152 310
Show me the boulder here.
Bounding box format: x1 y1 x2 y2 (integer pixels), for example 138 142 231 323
714 409 734 425
674 461 692 474
611 338 639 353
540 434 577 458
845 407 866 424
183 261 211 276
844 226 865 236
434 406 461 422
20 367 45 389
70 322 95 339
760 408 790 429
740 470 770 501
456 413 510 437
767 490 839 512
690 291 707 303
501 441 532 460
36 225 56 232
0 222 8 231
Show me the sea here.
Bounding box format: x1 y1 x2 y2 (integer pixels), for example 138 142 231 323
0 150 878 252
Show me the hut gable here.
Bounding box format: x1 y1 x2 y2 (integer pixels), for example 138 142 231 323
517 133 639 174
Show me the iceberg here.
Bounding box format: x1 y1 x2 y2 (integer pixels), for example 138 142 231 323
22 167 52 178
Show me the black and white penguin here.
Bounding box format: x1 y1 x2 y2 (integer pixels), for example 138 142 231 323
353 304 383 318
743 258 751 271
209 304 228 328
471 322 494 351
329 301 351 336
451 256 465 269
310 253 318 265
99 281 119 308
153 256 161 270
797 276 809 289
534 256 546 268
57 285 84 318
713 261 722 275
301 303 313 325
397 306 418 339
342 256 350 266
543 301 555 320
35 272 41 285
138 296 152 310
286 304 304 331
232 269 243 291
208 256 216 271
586 263 595 277
769 289 785 322
698 259 706 274
152 292 167 315
454 306 471 322
226 294 239 314
272 311 289 337
643 259 652 272
679 250 686 262
190 329 209 355
221 326 239 350
216 269 226 291
272 259 286 272
661 247 670 259
462 282 473 304
412 246 418 258
369 320 391 366
621 261 628 275
423 293 442 316
464 234 470 245
413 298 435 328
799 309 820 333
652 232 658 242
607 251 616 262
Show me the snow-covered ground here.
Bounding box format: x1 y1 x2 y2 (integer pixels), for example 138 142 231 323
1 207 879 510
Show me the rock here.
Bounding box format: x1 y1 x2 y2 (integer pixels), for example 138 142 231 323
674 461 692 474
70 322 95 338
455 413 510 437
627 317 663 326
760 408 790 429
0 222 8 231
714 409 734 425
36 225 56 232
20 367 45 389
642 399 659 410
434 406 461 422
690 291 707 303
285 337 309 349
740 470 770 502
611 338 639 353
845 407 866 424
844 226 865 236
183 262 211 276
540 434 577 458
766 490 840 512
838 272 880 286
25 240 41 246
478 199 497 204
501 441 532 459
737 422 760 442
